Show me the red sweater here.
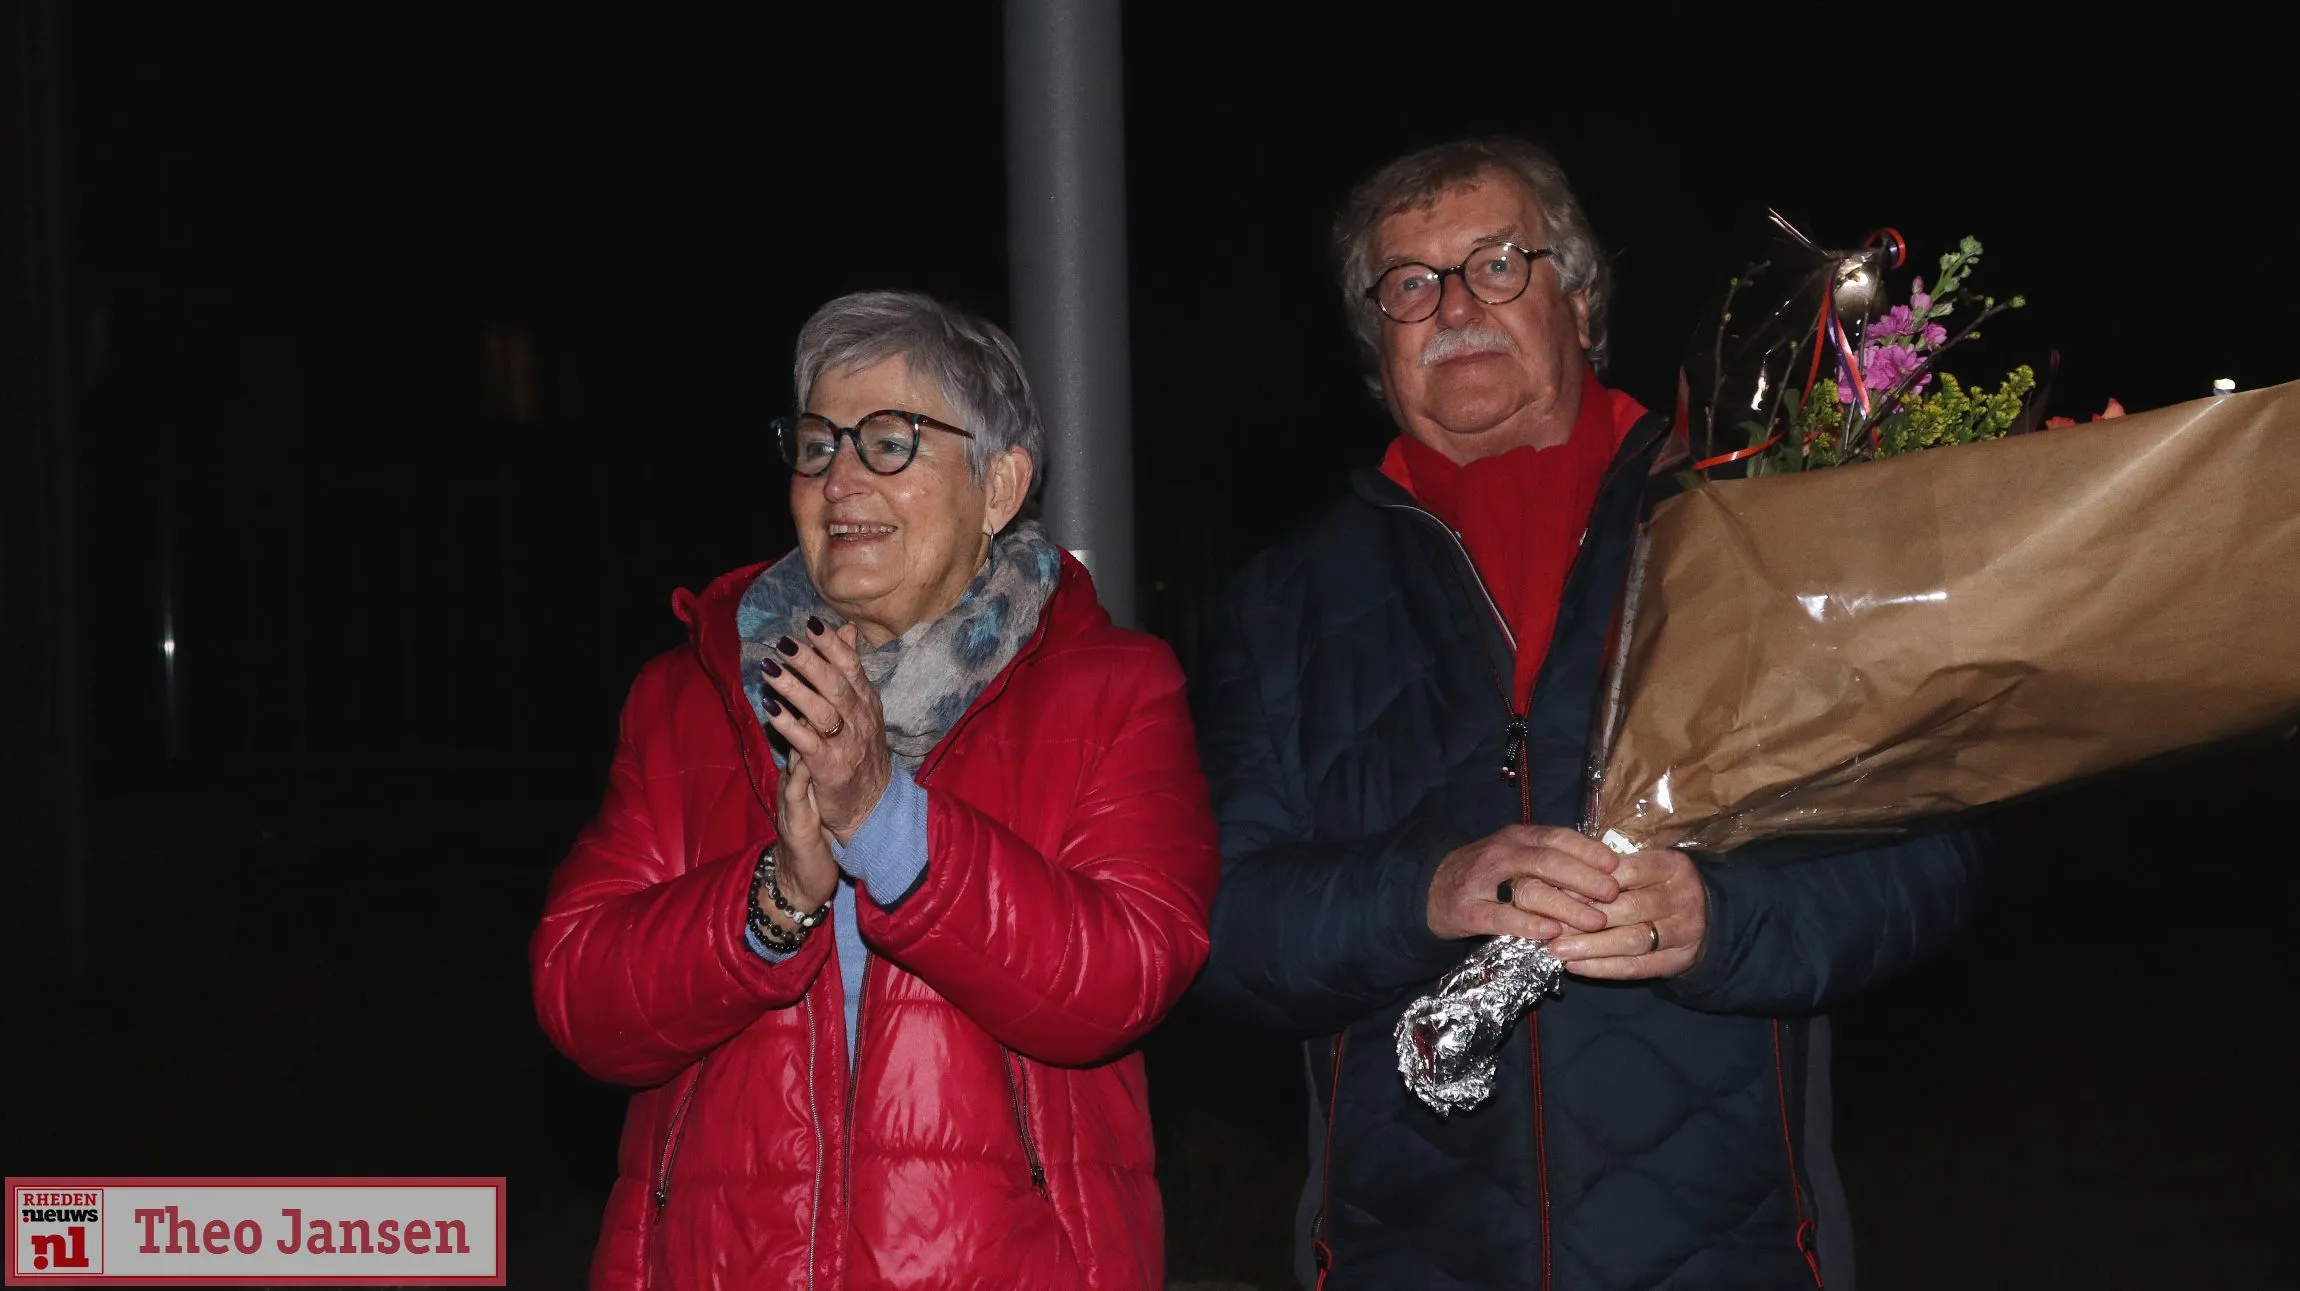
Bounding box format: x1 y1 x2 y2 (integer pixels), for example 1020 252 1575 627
1379 369 1647 711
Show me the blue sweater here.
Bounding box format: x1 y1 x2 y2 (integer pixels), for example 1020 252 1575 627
744 767 929 1066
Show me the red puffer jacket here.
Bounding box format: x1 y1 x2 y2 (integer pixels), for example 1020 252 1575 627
531 551 1220 1290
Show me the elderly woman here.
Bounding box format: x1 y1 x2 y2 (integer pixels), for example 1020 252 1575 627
531 290 1219 1290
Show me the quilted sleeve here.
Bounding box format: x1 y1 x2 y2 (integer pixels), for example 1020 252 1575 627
529 654 832 1087
1659 823 1988 1016
1186 579 1472 1040
854 641 1220 1067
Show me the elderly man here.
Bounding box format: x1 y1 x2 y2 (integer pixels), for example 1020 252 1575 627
1191 136 1984 1290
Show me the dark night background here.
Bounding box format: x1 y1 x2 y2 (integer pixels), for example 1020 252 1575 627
6 4 2296 1288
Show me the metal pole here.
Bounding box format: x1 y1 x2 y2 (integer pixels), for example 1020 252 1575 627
1002 0 1136 628
10 0 90 977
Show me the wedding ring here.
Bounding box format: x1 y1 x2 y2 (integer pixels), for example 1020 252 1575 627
818 713 846 739
1646 922 1662 953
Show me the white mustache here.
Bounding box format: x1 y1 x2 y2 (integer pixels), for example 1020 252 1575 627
1418 323 1517 367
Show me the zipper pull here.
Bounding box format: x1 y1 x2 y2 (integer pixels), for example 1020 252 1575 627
1500 715 1528 781
653 1185 669 1212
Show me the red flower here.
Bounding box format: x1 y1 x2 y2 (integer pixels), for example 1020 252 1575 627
2043 398 2125 429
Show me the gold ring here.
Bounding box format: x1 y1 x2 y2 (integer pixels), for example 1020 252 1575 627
818 714 845 739
1646 922 1661 954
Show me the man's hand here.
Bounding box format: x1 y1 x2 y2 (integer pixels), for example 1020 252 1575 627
1427 825 1622 942
1549 847 1709 980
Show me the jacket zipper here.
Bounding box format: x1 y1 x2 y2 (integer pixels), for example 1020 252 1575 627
817 612 1045 1255
652 1061 705 1213
803 994 823 1291
1375 501 1529 765
1311 1033 1346 1290
834 574 1059 1214
1372 426 1661 1291
825 627 1037 1248
1000 1050 1051 1197
1370 503 1554 1279
676 564 1105 1270
1773 1020 1823 1286
1367 408 1667 723
842 955 875 1221
677 574 1058 1268
1374 502 1520 655
1514 731 1553 1291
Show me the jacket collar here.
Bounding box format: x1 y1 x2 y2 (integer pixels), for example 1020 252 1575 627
1350 406 1677 513
1345 407 1676 717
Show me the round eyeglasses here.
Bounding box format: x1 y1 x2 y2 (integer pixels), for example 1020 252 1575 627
1366 240 1556 324
773 409 975 477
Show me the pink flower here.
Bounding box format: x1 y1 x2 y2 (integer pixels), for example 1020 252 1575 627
1865 305 1914 339
1837 342 1930 403
1861 279 1946 350
1864 343 1928 394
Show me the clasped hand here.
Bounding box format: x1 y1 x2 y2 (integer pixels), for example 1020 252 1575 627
755 621 892 921
1426 825 1708 981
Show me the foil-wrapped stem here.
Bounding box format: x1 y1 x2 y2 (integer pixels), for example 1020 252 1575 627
1394 831 1645 1115
1394 935 1564 1115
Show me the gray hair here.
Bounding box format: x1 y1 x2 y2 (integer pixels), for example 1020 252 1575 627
792 290 1045 499
1330 135 1612 395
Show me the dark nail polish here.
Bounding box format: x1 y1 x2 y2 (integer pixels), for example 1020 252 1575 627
762 657 783 678
775 637 799 657
806 616 826 636
1495 880 1514 904
763 694 782 717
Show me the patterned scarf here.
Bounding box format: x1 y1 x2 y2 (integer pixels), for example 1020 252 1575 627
736 520 1064 772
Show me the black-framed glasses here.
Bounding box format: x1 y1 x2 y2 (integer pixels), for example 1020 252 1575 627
772 409 975 477
1366 240 1556 324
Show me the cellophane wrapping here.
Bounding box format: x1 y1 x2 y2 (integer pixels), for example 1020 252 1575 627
1396 381 2300 1115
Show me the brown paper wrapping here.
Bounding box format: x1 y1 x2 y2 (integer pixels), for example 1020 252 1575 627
1588 379 2300 854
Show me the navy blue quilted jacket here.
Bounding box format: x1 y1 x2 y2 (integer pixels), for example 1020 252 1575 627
1190 410 1984 1291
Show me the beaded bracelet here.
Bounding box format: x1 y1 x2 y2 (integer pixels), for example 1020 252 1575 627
747 843 827 954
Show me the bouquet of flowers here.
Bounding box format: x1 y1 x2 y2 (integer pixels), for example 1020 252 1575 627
1685 216 2043 479
1396 216 2300 1115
